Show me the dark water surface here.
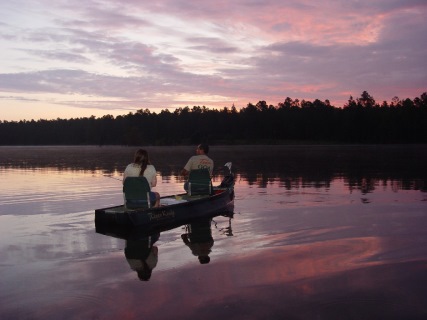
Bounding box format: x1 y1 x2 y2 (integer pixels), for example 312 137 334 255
1 145 426 319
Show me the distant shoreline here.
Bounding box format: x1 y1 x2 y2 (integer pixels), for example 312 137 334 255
1 141 427 147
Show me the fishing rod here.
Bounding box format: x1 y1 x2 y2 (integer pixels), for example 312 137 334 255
103 175 123 182
103 174 186 195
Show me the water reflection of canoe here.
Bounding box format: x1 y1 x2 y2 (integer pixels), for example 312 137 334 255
95 210 234 240
97 212 234 280
95 175 234 227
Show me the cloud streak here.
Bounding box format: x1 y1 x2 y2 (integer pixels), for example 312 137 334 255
0 0 426 120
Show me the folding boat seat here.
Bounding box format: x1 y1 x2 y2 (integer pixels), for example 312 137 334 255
123 176 152 209
188 169 212 196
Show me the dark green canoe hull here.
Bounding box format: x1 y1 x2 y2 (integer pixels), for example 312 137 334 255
95 187 234 227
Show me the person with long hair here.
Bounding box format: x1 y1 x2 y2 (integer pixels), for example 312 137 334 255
123 149 160 207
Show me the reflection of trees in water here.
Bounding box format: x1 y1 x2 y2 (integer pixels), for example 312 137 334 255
233 145 427 193
241 171 425 194
234 157 427 193
242 173 333 190
346 176 426 194
1 145 425 193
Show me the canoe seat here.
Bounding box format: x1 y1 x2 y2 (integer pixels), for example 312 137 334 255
188 169 212 196
123 177 151 209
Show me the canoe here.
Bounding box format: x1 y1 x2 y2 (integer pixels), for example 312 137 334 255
95 209 234 240
95 174 235 227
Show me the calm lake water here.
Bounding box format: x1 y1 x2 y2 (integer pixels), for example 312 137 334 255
1 145 426 320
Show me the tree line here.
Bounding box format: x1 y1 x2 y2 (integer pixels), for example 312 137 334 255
1 91 426 145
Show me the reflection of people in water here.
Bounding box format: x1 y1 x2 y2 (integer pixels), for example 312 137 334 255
125 233 160 281
181 219 214 264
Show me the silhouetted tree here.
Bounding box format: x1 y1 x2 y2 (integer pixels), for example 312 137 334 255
357 90 377 108
0 91 426 145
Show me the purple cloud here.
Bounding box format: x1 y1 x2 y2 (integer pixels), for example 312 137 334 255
0 0 426 120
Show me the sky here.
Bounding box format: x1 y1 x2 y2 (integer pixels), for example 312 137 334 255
0 0 426 121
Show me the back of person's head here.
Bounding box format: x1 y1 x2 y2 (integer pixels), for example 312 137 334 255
198 255 210 264
198 143 209 154
134 149 150 175
137 268 152 281
134 149 149 164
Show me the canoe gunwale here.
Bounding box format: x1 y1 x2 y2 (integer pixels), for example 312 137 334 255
95 186 234 227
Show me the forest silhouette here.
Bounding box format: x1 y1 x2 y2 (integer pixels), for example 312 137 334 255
1 91 426 145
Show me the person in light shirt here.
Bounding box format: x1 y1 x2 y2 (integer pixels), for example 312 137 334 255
181 144 214 192
181 143 214 177
123 149 160 207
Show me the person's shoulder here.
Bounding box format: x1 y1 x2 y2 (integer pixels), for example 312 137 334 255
125 163 138 170
127 163 140 167
187 155 199 162
203 155 213 161
198 154 211 159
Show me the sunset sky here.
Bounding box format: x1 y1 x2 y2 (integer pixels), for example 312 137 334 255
1 0 426 121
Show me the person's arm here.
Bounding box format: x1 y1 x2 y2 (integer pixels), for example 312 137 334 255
123 166 128 185
151 174 157 187
149 165 157 187
181 157 192 177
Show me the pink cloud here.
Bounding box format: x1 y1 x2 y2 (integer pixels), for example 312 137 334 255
0 0 426 120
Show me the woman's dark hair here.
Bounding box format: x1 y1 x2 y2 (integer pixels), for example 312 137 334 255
133 149 150 176
137 262 153 281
